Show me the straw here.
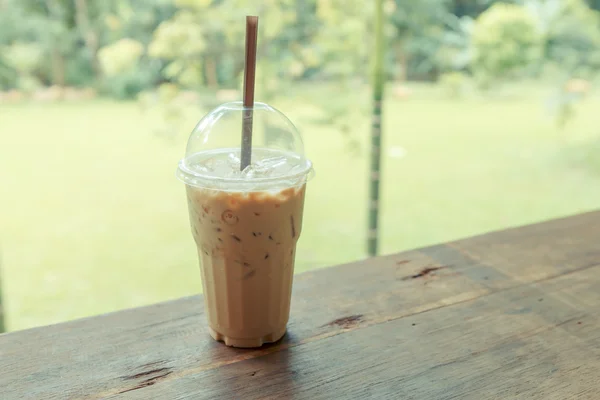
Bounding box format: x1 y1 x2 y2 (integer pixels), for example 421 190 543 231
240 16 259 171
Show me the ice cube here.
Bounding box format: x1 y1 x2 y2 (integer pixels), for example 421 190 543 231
209 156 240 179
241 164 257 179
257 156 287 170
242 161 281 179
190 163 213 174
227 152 241 165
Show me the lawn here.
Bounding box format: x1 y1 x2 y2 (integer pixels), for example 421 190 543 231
1 84 600 331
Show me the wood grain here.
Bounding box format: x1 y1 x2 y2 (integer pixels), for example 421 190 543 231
119 264 600 400
0 210 599 399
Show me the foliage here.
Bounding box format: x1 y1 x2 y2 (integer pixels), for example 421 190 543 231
314 0 370 80
0 0 40 88
1 42 44 92
148 10 207 88
527 0 600 128
389 0 453 80
471 3 542 86
0 0 174 92
147 0 319 94
98 38 144 76
436 15 475 72
144 0 325 137
0 0 598 103
4 42 44 74
97 0 176 98
305 0 370 152
529 0 600 77
450 0 500 17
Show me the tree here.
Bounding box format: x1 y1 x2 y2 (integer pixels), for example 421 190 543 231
97 0 176 98
16 0 81 87
3 42 45 92
0 0 48 89
436 14 475 72
389 0 453 81
531 0 600 77
526 0 600 128
471 3 543 87
148 0 318 94
451 0 496 17
0 0 175 92
144 0 323 138
304 0 371 154
312 0 370 80
98 38 144 77
585 0 600 11
73 0 102 79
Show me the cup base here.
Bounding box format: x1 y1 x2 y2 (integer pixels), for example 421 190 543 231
208 326 287 348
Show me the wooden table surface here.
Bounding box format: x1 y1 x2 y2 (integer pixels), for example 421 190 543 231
1 211 600 399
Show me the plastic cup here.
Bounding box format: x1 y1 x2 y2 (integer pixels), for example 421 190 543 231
176 101 313 348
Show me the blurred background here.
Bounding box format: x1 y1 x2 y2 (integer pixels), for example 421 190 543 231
1 0 600 332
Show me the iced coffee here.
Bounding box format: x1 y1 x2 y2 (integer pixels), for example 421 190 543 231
187 186 305 346
177 101 313 347
179 136 313 349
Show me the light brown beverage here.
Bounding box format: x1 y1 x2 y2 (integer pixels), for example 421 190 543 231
186 183 306 348
177 102 313 347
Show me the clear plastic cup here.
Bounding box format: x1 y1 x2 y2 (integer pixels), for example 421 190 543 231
177 101 313 348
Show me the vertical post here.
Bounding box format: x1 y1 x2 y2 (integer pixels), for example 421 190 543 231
368 0 385 256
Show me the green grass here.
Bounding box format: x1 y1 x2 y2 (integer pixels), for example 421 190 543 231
1 84 600 331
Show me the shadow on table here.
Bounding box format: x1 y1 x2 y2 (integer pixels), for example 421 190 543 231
196 332 300 399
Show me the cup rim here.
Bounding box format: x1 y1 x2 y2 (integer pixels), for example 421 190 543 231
176 157 314 189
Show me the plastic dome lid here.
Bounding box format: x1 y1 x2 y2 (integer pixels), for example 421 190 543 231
177 101 313 191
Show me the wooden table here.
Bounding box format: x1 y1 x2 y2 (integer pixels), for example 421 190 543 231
2 212 600 399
